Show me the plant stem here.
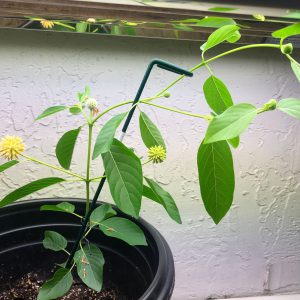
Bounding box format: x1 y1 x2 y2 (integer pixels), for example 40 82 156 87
140 100 211 120
91 95 161 125
90 176 106 182
20 153 85 180
53 21 75 30
85 124 93 216
155 44 281 97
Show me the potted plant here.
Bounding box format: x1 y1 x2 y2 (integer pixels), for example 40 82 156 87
0 21 300 299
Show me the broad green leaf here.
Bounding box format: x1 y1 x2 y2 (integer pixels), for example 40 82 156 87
40 202 75 214
197 140 235 224
90 204 117 225
0 177 65 208
35 106 67 121
43 230 67 252
37 268 73 300
76 22 88 32
277 98 300 119
202 25 240 52
0 160 19 172
69 106 81 115
92 113 126 159
144 178 181 224
272 22 300 39
139 112 166 149
74 244 104 292
99 217 147 246
194 17 236 28
102 139 143 218
208 7 237 12
291 61 300 82
228 136 240 148
204 103 257 144
56 127 81 169
203 75 233 114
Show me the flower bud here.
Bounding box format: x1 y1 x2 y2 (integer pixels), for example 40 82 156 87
86 98 98 110
281 43 293 55
263 99 277 111
163 91 171 98
87 18 96 23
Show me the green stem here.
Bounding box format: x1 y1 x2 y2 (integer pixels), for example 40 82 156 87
155 44 281 97
63 248 71 255
91 95 161 125
90 176 106 182
286 54 300 66
53 21 75 30
20 153 85 180
140 100 211 120
85 124 93 216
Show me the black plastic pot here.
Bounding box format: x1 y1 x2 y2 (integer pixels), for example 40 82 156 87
0 198 175 300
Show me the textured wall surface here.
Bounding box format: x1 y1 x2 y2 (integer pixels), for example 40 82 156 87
0 28 299 299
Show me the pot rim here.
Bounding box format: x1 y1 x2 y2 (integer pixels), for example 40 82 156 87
0 197 175 300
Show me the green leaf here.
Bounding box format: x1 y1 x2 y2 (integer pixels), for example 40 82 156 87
69 106 82 115
143 178 181 224
37 268 73 300
76 22 88 32
92 113 126 159
90 204 117 224
272 22 300 39
203 75 233 114
204 103 257 144
208 7 237 12
35 106 67 121
43 230 67 252
99 217 147 246
56 127 81 169
0 177 65 208
228 136 240 148
202 25 240 52
197 140 235 224
226 30 241 43
139 112 166 149
0 160 19 172
195 17 236 28
291 61 300 82
40 202 75 214
102 139 143 218
74 244 104 292
277 98 300 119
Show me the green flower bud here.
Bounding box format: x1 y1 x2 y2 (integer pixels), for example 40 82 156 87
263 99 277 111
281 43 293 55
163 91 171 98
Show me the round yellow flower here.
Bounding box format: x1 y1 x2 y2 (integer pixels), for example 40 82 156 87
0 135 25 160
148 145 166 164
40 20 55 29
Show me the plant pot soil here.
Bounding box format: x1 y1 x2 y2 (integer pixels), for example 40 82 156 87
0 198 175 300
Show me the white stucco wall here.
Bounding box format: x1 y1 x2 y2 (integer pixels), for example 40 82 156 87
0 28 299 299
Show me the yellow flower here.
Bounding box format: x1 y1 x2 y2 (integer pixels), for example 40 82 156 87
40 20 55 29
0 135 25 160
148 145 166 164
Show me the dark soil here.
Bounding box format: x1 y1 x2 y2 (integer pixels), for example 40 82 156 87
0 270 120 300
0 245 147 300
